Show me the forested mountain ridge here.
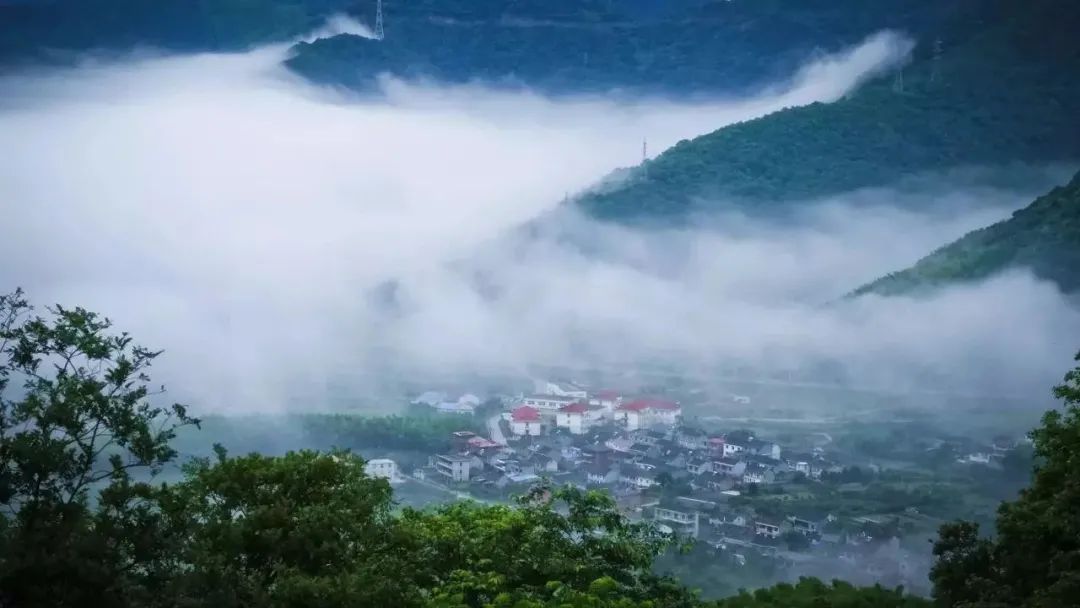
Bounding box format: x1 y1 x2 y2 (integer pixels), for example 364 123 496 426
284 0 960 96
0 0 358 63
578 0 1080 221
853 170 1080 297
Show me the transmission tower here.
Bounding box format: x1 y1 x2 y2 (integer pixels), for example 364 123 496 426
892 67 904 94
930 37 943 84
375 0 385 40
642 138 648 164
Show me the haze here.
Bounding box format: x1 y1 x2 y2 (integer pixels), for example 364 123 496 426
1 26 1076 412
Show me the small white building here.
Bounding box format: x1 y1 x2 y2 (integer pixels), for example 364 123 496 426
742 464 775 485
521 394 577 413
432 393 481 415
614 398 682 431
533 379 588 400
510 405 543 436
620 464 657 489
365 458 399 481
555 402 604 435
754 520 782 539
722 442 745 457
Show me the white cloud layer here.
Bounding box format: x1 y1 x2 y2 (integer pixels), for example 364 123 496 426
1 31 1077 412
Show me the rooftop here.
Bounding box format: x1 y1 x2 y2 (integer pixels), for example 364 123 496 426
511 405 541 422
560 401 597 414
618 398 680 412
437 454 472 463
526 394 576 402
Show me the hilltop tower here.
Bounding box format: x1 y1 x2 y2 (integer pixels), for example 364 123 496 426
375 0 385 40
930 37 943 84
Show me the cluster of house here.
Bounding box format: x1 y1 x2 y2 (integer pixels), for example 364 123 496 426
410 381 836 504
396 380 939 589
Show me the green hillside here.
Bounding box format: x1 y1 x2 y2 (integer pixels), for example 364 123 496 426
853 170 1080 296
578 0 1080 221
0 0 354 63
284 0 958 97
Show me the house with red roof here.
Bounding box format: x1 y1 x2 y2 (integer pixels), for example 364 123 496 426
510 405 543 437
555 402 604 435
614 398 682 431
588 389 623 412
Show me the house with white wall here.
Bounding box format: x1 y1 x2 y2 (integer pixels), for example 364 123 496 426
435 454 472 482
365 458 399 482
613 398 682 431
533 379 588 400
520 394 577 414
588 389 623 412
555 402 604 435
510 405 543 437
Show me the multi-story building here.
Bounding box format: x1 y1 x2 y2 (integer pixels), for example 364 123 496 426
435 454 472 482
520 394 577 414
555 402 604 434
510 405 543 436
365 458 398 481
613 398 682 431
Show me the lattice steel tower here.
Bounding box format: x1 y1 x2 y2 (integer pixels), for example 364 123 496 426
375 0 385 40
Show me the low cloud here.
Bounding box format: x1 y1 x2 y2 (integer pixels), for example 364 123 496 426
0 30 1075 413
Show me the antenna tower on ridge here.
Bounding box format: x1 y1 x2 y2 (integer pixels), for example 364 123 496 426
930 37 943 84
375 0 385 40
642 138 648 164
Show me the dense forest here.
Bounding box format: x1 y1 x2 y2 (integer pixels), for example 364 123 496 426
854 170 1080 296
0 0 959 98
1 291 1080 606
577 0 1080 220
284 0 959 97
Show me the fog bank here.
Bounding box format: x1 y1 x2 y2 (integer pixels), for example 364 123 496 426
1 31 1076 412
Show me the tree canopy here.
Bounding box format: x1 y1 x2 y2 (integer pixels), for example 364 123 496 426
853 170 1080 296
577 0 1080 222
7 289 1080 607
931 351 1080 607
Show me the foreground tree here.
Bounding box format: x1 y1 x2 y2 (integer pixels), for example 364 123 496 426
161 448 422 607
0 290 952 608
931 352 1080 607
0 289 197 606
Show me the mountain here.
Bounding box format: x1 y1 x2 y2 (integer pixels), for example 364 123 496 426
578 0 1080 221
853 170 1080 296
284 0 959 96
0 0 355 64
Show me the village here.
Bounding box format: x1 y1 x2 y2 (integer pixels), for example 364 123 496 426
357 379 1032 594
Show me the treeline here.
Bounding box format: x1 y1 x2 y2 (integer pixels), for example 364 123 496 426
0 0 354 63
578 0 1080 221
285 0 957 97
2 289 1079 607
298 409 485 452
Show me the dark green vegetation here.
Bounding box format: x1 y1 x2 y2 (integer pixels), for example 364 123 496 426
285 0 957 96
579 0 1080 221
930 352 1080 607
2 289 1078 606
854 170 1080 296
0 0 353 64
